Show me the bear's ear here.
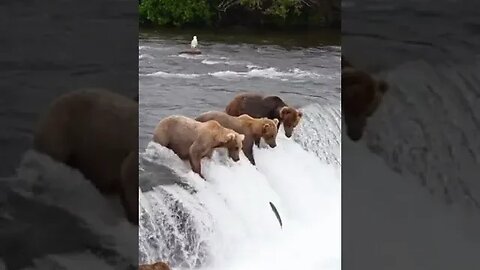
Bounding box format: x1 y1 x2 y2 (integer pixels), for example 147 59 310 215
298 111 303 118
238 134 245 142
226 133 236 142
280 106 289 117
273 118 279 125
262 123 270 134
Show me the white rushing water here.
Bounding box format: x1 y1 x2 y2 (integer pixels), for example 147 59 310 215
341 57 480 269
139 103 341 270
363 59 480 208
0 150 138 268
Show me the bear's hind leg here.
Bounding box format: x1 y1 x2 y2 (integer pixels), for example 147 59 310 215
120 151 139 225
153 130 170 147
33 117 71 163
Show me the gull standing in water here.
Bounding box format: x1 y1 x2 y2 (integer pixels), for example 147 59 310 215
191 36 198 49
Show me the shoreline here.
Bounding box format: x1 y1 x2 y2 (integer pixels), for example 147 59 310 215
139 27 341 47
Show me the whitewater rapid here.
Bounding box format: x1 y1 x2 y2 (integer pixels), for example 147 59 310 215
341 57 480 269
139 103 341 270
363 59 480 208
0 150 138 269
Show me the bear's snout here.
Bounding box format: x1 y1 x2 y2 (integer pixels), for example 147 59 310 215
347 128 362 141
345 116 366 142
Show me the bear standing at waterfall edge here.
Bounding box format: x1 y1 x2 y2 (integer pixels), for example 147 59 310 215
153 115 245 179
341 58 389 141
196 111 279 165
33 89 139 225
225 93 303 139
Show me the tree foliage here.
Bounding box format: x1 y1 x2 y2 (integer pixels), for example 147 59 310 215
140 0 213 26
139 0 340 28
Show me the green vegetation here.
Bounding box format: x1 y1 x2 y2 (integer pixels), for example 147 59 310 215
139 0 340 29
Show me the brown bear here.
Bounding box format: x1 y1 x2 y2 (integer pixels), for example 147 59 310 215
195 111 279 165
33 88 138 225
139 262 171 270
152 115 245 179
225 93 302 138
342 62 389 141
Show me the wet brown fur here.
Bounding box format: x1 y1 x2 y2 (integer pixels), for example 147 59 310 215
225 93 302 138
33 89 139 225
196 111 279 165
342 59 388 141
139 262 171 270
153 115 244 179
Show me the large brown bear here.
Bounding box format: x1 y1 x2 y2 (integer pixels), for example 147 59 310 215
225 93 303 138
33 89 138 225
139 262 170 270
342 59 389 141
195 111 279 165
153 115 245 179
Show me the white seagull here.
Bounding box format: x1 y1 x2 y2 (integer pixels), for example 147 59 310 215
191 36 198 49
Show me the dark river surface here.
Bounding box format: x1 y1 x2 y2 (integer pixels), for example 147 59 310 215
0 1 138 269
139 29 341 150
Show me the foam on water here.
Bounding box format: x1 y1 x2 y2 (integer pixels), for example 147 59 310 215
141 67 326 82
364 59 480 207
175 54 204 60
201 59 254 67
201 59 223 65
143 71 201 79
139 104 341 270
293 103 341 166
209 67 325 81
140 54 154 60
247 64 261 69
343 131 480 270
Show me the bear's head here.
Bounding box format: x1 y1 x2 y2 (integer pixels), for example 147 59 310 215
218 130 244 162
258 118 279 147
279 107 303 138
342 68 389 141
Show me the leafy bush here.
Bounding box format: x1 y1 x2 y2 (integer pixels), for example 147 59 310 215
139 0 340 28
139 0 213 26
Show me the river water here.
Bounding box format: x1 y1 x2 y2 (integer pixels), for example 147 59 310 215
0 1 138 269
343 0 480 210
342 0 480 268
139 30 340 149
138 30 341 270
